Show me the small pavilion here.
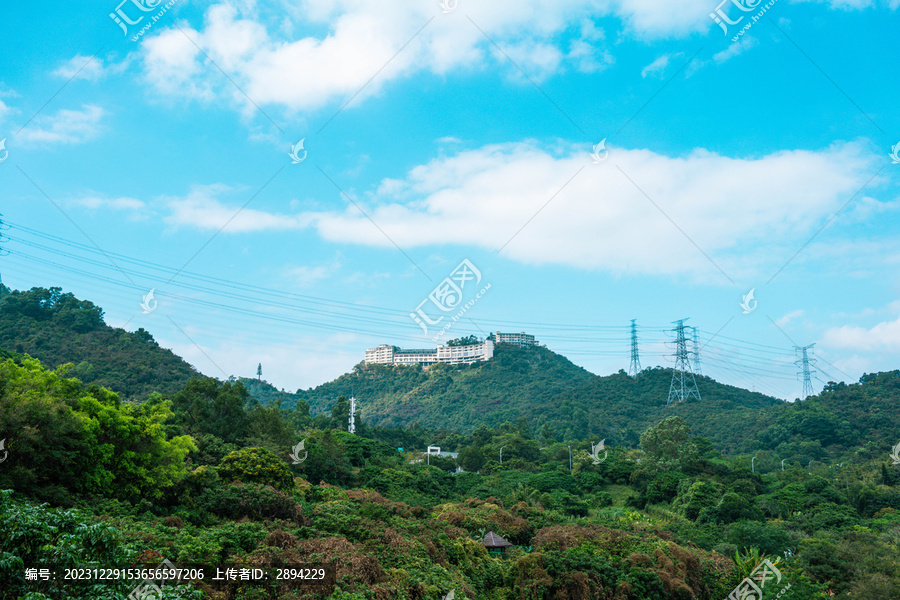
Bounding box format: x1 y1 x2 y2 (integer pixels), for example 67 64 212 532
482 531 513 557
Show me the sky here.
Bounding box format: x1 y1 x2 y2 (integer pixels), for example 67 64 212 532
0 0 898 401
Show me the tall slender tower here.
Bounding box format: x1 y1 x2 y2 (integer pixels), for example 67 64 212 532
628 319 641 377
667 319 701 406
691 327 702 376
794 345 816 401
349 396 357 434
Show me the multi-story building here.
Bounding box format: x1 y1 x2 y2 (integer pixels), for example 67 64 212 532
364 339 494 366
490 331 538 347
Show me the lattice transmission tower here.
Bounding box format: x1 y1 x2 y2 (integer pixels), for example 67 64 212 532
794 344 816 401
667 318 701 406
692 326 702 376
628 319 641 377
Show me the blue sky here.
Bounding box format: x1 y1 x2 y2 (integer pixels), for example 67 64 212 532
0 0 898 401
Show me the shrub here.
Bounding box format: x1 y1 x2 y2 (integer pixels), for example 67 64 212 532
197 482 308 523
217 447 294 492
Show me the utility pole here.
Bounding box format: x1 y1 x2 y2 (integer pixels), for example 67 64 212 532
667 318 701 406
628 319 641 377
794 344 816 401
500 446 506 465
348 397 356 434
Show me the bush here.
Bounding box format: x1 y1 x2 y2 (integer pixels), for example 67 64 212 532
197 482 308 523
217 447 294 492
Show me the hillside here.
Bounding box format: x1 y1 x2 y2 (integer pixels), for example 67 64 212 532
295 343 785 449
0 285 199 400
744 371 900 463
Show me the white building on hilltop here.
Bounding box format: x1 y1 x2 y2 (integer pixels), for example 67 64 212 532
490 331 538 347
365 339 494 366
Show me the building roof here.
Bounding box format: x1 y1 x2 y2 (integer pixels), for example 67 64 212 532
483 531 513 548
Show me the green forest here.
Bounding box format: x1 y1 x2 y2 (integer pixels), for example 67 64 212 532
2 286 900 599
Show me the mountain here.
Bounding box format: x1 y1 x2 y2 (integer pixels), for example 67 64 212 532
0 285 198 400
295 343 785 449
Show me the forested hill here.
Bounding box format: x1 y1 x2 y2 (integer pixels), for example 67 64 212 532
295 343 786 447
0 285 198 400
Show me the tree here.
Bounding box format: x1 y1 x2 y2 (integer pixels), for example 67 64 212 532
640 416 699 470
257 363 262 381
458 445 486 472
218 447 294 492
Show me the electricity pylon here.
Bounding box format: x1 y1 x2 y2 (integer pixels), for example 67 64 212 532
628 319 641 377
667 318 701 406
692 326 702 375
794 344 816 401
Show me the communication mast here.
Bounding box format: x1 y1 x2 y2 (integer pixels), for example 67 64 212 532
349 396 357 434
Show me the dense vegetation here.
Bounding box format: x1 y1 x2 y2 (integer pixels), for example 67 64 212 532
0 285 199 401
294 346 783 446
4 286 900 599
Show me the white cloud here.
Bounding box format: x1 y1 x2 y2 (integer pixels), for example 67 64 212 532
17 105 105 145
822 315 900 351
285 256 342 287
72 195 145 211
713 36 758 63
641 53 680 78
53 55 106 81
160 140 880 282
775 309 805 327
138 2 623 112
162 184 314 232
136 1 891 114
846 195 900 222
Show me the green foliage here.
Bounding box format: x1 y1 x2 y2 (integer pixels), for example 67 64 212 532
0 357 195 502
0 287 198 400
196 482 306 522
218 447 294 492
0 489 129 599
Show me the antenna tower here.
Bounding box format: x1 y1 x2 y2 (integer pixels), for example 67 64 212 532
794 345 816 401
628 319 641 377
667 318 701 406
